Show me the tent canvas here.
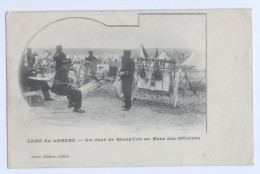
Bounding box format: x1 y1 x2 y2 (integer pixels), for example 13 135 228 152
179 52 206 93
181 52 206 71
139 44 149 59
158 51 171 61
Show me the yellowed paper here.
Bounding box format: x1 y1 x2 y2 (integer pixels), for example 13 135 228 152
6 9 253 168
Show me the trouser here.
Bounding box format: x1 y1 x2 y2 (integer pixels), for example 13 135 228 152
57 88 82 109
122 79 133 109
28 80 51 100
40 82 50 100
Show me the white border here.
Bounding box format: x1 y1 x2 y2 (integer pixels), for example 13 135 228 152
1 0 259 173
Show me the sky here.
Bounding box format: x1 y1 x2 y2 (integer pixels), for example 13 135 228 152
28 14 206 53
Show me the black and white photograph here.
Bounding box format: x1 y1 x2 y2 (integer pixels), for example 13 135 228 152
6 9 253 168
19 13 207 131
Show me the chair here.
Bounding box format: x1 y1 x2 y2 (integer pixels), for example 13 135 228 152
23 90 43 106
52 93 72 109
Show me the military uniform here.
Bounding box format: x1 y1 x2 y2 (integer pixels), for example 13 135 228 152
120 50 135 110
26 52 36 68
52 66 82 110
20 62 52 100
53 52 66 71
85 51 98 72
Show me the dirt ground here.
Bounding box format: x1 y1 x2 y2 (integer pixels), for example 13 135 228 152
30 85 207 132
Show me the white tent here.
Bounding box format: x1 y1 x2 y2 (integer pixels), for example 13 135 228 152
114 54 121 62
139 46 145 58
181 52 206 71
180 52 206 86
158 51 171 61
139 44 149 59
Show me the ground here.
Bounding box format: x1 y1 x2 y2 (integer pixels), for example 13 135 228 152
30 85 207 132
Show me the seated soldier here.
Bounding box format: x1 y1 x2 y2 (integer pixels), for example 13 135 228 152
52 59 85 113
20 57 53 101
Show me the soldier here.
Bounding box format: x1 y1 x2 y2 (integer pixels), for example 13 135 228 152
85 51 98 73
26 47 36 69
53 45 66 71
118 50 135 111
52 59 85 113
20 58 53 101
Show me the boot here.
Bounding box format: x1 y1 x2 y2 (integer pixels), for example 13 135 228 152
74 108 85 113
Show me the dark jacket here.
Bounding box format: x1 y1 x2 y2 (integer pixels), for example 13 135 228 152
20 63 35 90
85 56 98 72
53 52 66 70
120 57 135 82
27 52 36 68
52 67 69 93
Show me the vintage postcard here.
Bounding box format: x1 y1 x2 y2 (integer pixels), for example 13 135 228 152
6 9 253 168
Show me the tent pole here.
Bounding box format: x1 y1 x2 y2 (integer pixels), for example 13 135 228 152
198 75 206 86
185 73 196 95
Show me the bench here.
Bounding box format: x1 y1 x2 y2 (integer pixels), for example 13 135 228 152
23 90 43 106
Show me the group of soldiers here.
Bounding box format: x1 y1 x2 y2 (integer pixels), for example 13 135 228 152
21 45 135 112
20 48 53 101
20 45 85 113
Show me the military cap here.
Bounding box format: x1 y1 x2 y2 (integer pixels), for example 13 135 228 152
56 45 62 49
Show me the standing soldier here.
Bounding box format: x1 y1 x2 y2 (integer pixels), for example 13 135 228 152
118 50 135 111
53 45 66 71
85 51 98 73
52 59 85 113
26 47 36 69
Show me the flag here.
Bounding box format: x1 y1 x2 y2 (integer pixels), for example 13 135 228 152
141 44 148 58
155 48 158 58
